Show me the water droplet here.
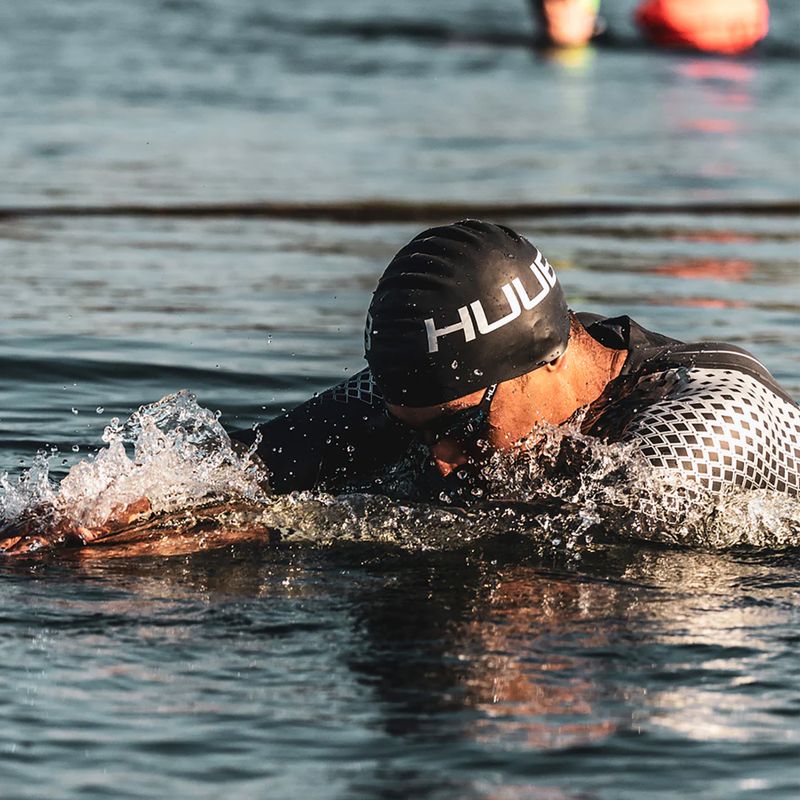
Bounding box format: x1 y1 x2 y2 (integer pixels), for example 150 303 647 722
451 360 458 369
473 369 483 376
71 407 79 415
71 445 80 452
96 406 104 414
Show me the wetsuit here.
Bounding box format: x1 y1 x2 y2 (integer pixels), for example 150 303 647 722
231 314 800 497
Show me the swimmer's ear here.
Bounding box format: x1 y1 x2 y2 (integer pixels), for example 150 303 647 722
544 352 567 373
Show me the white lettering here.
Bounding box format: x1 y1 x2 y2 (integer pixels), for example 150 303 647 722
470 284 522 334
534 251 557 287
425 305 475 353
422 256 559 354
512 259 550 309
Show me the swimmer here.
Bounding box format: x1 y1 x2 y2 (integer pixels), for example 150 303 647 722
3 220 797 556
530 0 603 48
232 220 800 498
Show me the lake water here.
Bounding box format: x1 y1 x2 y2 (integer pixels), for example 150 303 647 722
0 1 799 798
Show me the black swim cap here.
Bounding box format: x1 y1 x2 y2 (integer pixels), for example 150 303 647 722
365 220 570 406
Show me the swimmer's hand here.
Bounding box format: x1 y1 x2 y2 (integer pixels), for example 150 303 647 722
0 497 153 556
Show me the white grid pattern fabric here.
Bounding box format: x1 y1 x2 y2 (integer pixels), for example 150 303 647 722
622 368 800 495
331 370 382 406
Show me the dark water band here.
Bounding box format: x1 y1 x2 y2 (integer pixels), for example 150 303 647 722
0 200 798 223
191 15 800 59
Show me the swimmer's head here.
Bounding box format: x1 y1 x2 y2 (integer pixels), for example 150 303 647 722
364 220 570 407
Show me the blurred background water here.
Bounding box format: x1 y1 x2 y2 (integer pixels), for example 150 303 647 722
1 0 799 206
0 1 798 798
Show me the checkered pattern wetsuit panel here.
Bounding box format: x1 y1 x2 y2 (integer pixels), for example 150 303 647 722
330 370 382 406
622 368 800 495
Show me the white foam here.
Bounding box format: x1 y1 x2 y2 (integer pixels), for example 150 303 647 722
1 390 268 531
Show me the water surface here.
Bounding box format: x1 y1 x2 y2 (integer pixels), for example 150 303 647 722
1 1 799 798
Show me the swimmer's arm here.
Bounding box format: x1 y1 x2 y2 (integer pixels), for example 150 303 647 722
229 369 413 492
0 497 153 555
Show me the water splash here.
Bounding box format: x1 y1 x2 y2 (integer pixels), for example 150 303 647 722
280 419 800 554
1 393 798 556
0 452 59 523
476 419 800 551
0 390 267 536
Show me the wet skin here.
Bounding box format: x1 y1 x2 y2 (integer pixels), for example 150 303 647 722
387 336 626 478
0 498 152 555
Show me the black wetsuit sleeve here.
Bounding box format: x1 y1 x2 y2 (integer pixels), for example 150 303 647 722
229 369 413 493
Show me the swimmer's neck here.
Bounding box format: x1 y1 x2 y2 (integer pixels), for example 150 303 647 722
564 334 626 413
519 330 627 430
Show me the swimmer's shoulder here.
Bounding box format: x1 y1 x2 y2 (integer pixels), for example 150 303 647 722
577 312 795 406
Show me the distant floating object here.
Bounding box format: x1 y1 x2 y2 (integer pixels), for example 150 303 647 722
635 0 769 55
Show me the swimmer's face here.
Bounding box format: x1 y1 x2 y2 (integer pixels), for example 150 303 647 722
387 363 562 477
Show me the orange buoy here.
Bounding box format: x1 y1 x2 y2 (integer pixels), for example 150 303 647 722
635 0 769 55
